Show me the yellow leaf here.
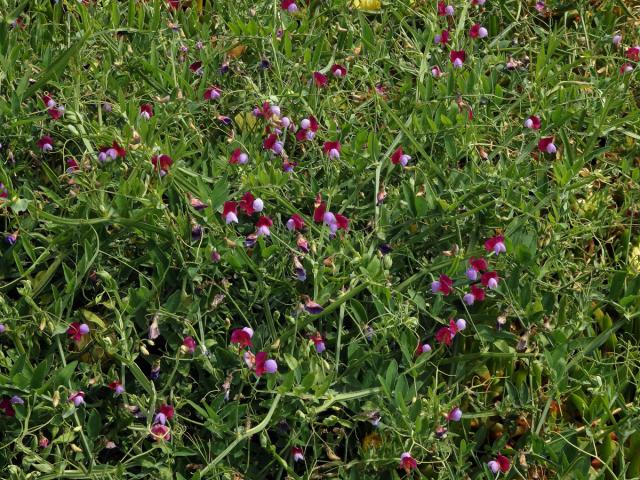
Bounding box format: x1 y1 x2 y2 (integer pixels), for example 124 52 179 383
234 112 258 132
228 44 247 58
353 0 382 11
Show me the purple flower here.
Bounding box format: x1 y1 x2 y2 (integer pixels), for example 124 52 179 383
10 396 24 405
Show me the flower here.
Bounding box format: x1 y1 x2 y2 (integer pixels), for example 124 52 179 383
535 1 545 12
37 135 53 152
524 115 541 129
189 60 203 75
182 336 196 354
434 29 449 45
488 454 510 474
211 250 221 263
431 65 443 78
10 395 24 405
323 141 341 159
287 214 305 231
140 103 154 119
66 158 80 173
485 235 506 254
297 116 319 141
154 404 175 425
0 183 8 198
399 452 418 472
264 133 284 154
466 257 488 280
5 231 18 246
204 85 221 100
304 298 324 314
313 71 328 87
487 460 500 474
0 398 15 416
311 332 325 353
481 271 499 290
625 46 640 61
229 148 249 164
416 342 432 356
391 146 411 167
450 50 466 68
151 154 173 176
538 136 557 154
431 274 453 295
292 446 304 462
109 380 125 395
230 327 254 348
463 284 486 305
189 195 207 211
612 34 622 46
620 63 634 74
150 424 171 441
470 24 488 39
39 436 49 448
281 0 298 12
471 0 486 5
68 391 85 407
314 195 327 223
255 352 278 376
297 234 309 253
48 106 65 120
256 216 273 236
67 322 90 342
98 141 126 162
330 64 347 77
239 192 257 215
293 256 307 281
437 1 454 16
455 318 467 331
435 319 459 346
42 94 56 109
222 201 239 224
446 406 463 422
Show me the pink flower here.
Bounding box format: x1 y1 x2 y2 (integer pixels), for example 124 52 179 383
311 332 326 353
281 0 298 12
151 154 173 176
182 336 196 354
256 216 273 236
391 146 411 166
612 34 622 46
400 452 418 472
481 271 499 290
229 148 249 164
450 50 466 68
67 322 90 342
416 342 432 356
287 214 305 231
48 106 65 120
263 133 284 154
150 424 171 441
109 380 125 395
204 85 221 100
313 71 328 87
154 404 175 425
434 29 449 45
524 115 541 129
431 65 442 78
485 235 506 254
39 436 49 448
446 406 462 422
37 135 53 152
254 352 278 376
470 24 488 39
140 103 154 119
488 454 510 474
466 257 488 280
620 63 634 74
535 1 545 12
230 327 254 348
463 284 486 305
42 94 56 109
431 274 453 295
538 137 557 154
222 201 239 224
68 391 85 407
625 46 640 61
292 446 304 462
323 141 341 159
331 64 347 77
296 115 319 142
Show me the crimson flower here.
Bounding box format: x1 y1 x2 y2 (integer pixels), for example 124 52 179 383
151 154 173 176
330 64 347 77
254 352 278 376
450 50 466 67
239 192 257 216
485 235 506 254
140 103 153 119
625 46 640 61
230 327 254 348
222 201 238 224
524 115 541 129
296 115 319 141
229 148 249 164
313 71 328 87
431 274 453 295
323 141 341 159
400 452 418 472
538 137 557 154
286 214 305 231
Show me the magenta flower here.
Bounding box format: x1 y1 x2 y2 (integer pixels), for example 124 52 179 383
323 141 341 159
255 352 278 376
435 319 459 346
311 332 326 353
431 65 443 78
67 322 90 342
109 380 125 395
239 192 257 216
222 201 239 224
256 216 273 236
189 61 203 75
620 63 634 74
470 23 488 39
612 34 622 46
330 64 347 77
538 137 557 154
437 1 454 16
281 0 298 12
399 452 418 472
154 404 174 425
431 274 453 295
415 342 432 356
48 105 65 120
466 257 488 280
204 85 221 100
488 454 510 474
151 154 173 176
450 50 466 68
535 1 545 12
296 115 319 141
463 284 486 305
264 133 284 154
182 336 196 354
150 424 171 441
230 327 254 348
446 406 463 422
524 115 541 130
287 214 305 231
313 71 328 87
481 271 499 290
292 446 304 462
391 146 411 166
625 46 640 61
140 103 154 120
314 195 327 223
98 141 126 162
229 148 249 164
471 0 486 5
37 135 53 152
42 93 56 109
68 391 85 407
434 29 449 45
485 235 506 254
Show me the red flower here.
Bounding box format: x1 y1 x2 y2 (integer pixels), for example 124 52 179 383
524 115 541 129
436 29 449 44
204 85 221 100
48 107 64 120
313 197 327 223
281 0 297 11
496 454 510 473
167 0 180 9
42 94 56 108
323 141 341 158
450 50 466 66
400 452 418 471
230 328 253 348
469 257 488 272
391 146 411 166
151 154 173 174
469 24 481 38
335 213 349 231
287 214 305 231
222 201 239 224
432 274 453 295
263 133 278 150
229 148 248 164
189 61 203 74
625 46 640 61
437 1 447 15
239 192 256 216
330 64 347 77
481 271 499 289
538 137 557 154
140 103 154 119
66 322 84 342
0 398 15 417
296 115 319 141
470 284 485 301
313 71 328 87
435 319 459 346
37 135 53 151
484 235 506 254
